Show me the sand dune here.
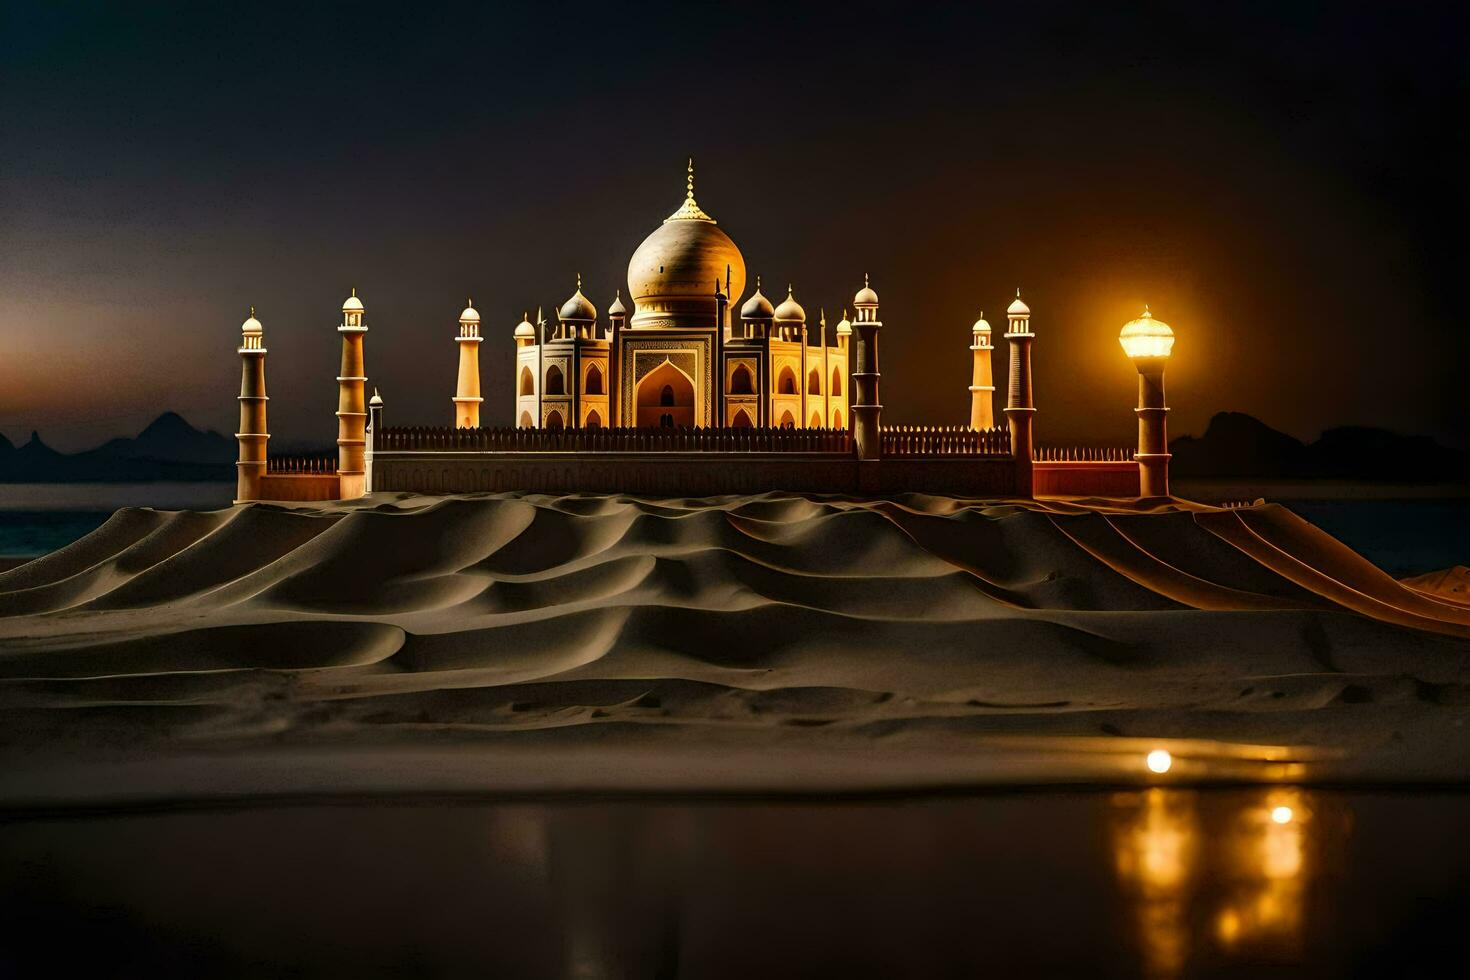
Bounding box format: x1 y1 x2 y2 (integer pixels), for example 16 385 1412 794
1 491 1468 801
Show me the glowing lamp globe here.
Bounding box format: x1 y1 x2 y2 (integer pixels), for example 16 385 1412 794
1119 306 1175 360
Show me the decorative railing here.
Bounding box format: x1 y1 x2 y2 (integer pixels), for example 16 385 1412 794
375 426 854 454
1034 447 1134 462
267 455 338 474
880 425 1011 457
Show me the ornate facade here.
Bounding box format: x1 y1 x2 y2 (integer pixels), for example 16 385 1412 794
228 163 1168 504
511 163 850 431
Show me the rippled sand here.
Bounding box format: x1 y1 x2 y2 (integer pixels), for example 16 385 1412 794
1 492 1468 802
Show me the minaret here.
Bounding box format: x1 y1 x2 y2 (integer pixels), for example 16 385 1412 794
336 288 369 499
366 388 384 493
1119 306 1176 498
851 275 883 463
1004 289 1035 497
234 307 268 504
453 299 482 428
969 312 995 429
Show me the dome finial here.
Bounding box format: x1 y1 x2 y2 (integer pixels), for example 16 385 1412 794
576 272 582 291
756 274 761 290
687 157 694 201
352 286 357 298
865 272 870 287
249 305 255 317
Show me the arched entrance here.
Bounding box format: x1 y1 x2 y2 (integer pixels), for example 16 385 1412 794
810 411 822 428
777 367 797 395
779 410 795 429
545 365 565 395
635 359 696 427
831 368 843 397
731 408 753 428
519 366 535 396
519 411 533 428
545 410 564 430
832 408 843 428
808 368 821 395
730 364 754 394
585 409 602 429
585 363 604 395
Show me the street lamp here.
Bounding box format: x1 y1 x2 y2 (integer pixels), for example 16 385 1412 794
1120 306 1175 498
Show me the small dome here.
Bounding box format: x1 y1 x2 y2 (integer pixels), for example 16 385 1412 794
774 286 806 323
835 310 852 336
1007 291 1030 317
853 275 879 307
369 388 384 407
741 285 774 320
241 311 262 334
559 282 597 322
608 290 626 316
343 290 364 312
972 313 991 333
460 300 480 322
1119 306 1175 359
514 313 536 339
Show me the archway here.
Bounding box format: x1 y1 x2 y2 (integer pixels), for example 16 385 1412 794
777 367 797 395
730 364 754 395
585 363 604 396
519 366 534 396
779 410 795 429
635 359 696 427
810 411 822 428
832 408 843 428
731 408 753 428
831 368 842 397
545 410 564 430
545 365 564 395
519 411 533 428
808 368 821 395
585 409 602 429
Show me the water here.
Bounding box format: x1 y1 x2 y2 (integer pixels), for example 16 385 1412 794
0 482 232 558
1 789 1464 977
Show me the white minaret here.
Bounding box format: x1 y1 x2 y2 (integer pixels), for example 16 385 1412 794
453 299 482 428
969 312 995 430
235 308 268 504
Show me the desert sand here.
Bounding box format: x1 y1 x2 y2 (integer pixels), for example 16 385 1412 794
2 492 1468 805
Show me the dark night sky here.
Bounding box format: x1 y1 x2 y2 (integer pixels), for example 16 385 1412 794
2 1 1466 451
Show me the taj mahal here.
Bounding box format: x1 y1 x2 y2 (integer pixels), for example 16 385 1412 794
234 163 1176 504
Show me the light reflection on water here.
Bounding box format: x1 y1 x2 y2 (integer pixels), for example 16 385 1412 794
3 788 1464 978
1110 787 1337 978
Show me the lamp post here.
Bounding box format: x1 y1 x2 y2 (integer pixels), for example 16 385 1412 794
1119 306 1175 499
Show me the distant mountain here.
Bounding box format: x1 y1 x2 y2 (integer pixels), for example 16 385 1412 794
0 414 234 483
1171 412 1470 482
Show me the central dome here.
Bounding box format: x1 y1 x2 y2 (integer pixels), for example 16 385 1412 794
626 164 746 329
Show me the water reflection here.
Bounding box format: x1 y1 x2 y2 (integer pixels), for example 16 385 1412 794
10 787 1464 978
1110 787 1334 978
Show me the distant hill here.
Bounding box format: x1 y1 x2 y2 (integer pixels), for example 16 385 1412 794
0 413 235 483
1171 412 1470 481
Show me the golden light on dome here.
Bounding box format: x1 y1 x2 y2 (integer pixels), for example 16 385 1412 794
1120 305 1176 359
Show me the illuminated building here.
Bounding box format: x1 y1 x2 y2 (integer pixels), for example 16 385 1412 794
230 163 1170 502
